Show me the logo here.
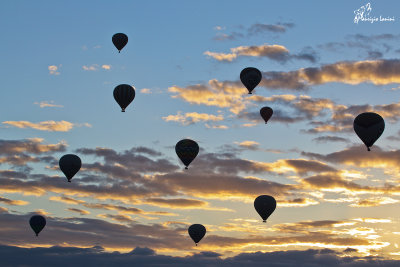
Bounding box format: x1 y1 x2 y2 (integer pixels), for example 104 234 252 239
354 3 395 24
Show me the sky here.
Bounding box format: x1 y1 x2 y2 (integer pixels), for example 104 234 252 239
1 0 400 266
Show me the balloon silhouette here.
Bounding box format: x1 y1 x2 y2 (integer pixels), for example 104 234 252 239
240 67 262 94
353 112 385 151
113 84 135 112
254 195 276 223
112 33 128 53
59 154 81 182
188 224 206 246
175 139 199 169
29 215 46 236
260 107 273 124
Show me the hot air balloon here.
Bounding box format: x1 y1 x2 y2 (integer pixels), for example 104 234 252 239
113 84 135 112
175 139 199 169
188 224 206 246
240 67 262 94
260 107 273 124
112 33 128 53
353 112 385 151
59 154 81 182
254 195 276 223
29 215 46 236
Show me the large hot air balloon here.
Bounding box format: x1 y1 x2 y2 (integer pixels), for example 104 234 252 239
112 33 128 53
175 139 199 169
59 154 81 182
240 67 262 94
353 112 385 151
260 107 273 124
188 224 206 246
113 84 136 112
29 215 46 236
254 195 276 223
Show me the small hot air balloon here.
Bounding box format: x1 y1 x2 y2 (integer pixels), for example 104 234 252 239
353 112 385 151
260 107 273 124
29 215 46 236
254 195 276 223
59 154 81 182
175 139 199 169
112 33 128 53
240 67 262 94
188 224 206 246
113 84 135 112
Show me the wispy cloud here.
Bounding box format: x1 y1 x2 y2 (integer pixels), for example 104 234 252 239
34 101 63 108
83 64 112 71
162 112 224 125
2 120 91 132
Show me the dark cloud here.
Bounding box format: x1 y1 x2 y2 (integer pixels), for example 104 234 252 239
2 246 398 267
313 136 350 143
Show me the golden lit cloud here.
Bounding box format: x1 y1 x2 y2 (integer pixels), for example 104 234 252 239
34 101 63 108
0 197 29 206
262 59 400 90
140 88 152 94
2 120 91 132
204 44 289 62
168 79 248 114
48 65 60 75
162 112 223 125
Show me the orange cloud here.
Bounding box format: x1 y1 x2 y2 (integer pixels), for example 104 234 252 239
2 120 91 132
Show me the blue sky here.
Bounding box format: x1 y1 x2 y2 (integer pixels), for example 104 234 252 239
1 1 400 266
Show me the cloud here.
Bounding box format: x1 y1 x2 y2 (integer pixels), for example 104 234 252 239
140 88 152 94
83 64 112 71
67 208 90 215
0 138 66 155
235 141 260 150
312 136 350 143
0 197 29 206
82 64 98 71
34 101 63 108
302 146 400 173
2 246 400 267
168 79 248 114
48 65 60 75
162 112 224 126
213 22 294 41
350 197 399 207
2 120 91 132
261 59 400 90
205 44 316 63
205 124 228 129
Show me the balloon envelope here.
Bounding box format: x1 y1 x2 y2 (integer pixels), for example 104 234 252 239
29 215 46 236
188 224 206 245
254 195 276 222
240 67 262 94
175 139 199 169
353 112 385 151
260 107 273 124
59 154 81 182
112 33 128 53
113 84 135 112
